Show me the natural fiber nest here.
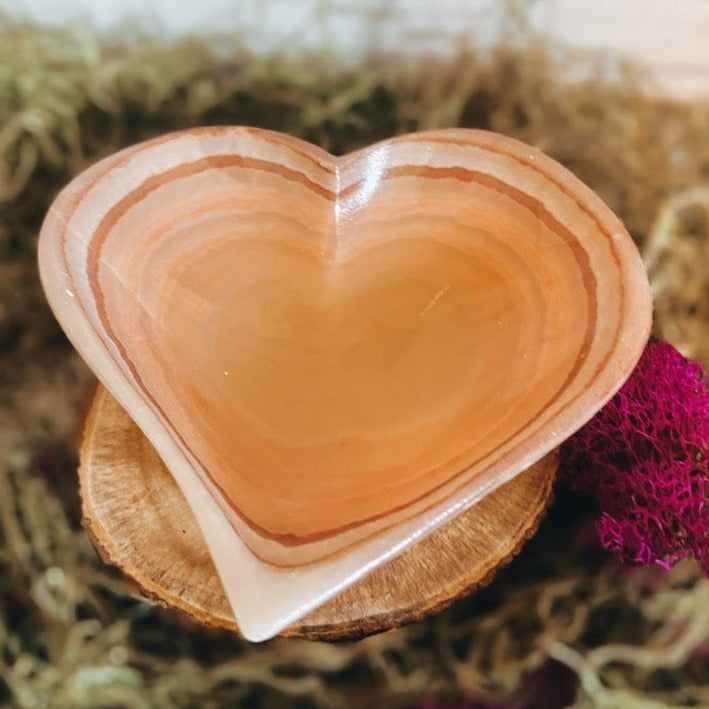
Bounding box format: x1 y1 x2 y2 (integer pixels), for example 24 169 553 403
0 14 707 709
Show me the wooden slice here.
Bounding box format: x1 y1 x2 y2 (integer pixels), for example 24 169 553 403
80 384 557 641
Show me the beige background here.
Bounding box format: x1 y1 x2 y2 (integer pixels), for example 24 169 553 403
4 0 709 100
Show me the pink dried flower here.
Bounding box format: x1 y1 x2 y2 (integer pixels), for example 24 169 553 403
417 660 578 709
561 340 708 574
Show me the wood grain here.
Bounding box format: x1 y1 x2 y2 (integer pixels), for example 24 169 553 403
81 384 558 640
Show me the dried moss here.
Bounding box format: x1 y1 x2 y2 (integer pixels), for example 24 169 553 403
0 13 707 709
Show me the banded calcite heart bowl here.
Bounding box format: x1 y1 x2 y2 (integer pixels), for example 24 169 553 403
38 127 651 639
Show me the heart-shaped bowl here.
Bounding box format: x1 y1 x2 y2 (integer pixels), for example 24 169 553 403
39 127 651 639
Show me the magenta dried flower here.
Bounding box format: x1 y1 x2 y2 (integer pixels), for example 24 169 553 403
561 340 708 574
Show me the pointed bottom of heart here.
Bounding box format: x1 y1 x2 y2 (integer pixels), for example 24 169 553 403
79 385 557 642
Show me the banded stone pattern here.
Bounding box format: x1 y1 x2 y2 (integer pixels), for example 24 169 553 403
39 127 651 568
